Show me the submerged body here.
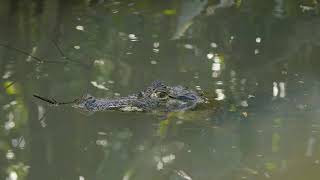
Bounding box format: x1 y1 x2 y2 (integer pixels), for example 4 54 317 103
73 81 206 113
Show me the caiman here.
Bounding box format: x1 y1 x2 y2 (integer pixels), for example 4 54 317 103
34 80 212 113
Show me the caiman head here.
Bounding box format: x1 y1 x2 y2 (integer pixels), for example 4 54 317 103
74 80 205 113
137 80 205 112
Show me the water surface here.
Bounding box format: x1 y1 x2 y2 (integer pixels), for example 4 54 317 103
1 0 320 180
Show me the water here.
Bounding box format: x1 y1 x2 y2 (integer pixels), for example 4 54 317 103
1 0 320 179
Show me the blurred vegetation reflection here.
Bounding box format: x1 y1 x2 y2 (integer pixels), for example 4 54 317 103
1 0 320 180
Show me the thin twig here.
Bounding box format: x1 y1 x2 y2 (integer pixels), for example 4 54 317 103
0 43 43 62
52 40 68 60
33 94 58 105
33 94 78 105
0 42 90 67
0 42 66 64
51 40 91 68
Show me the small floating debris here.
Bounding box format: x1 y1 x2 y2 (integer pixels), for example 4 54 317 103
174 169 192 180
273 82 279 97
300 5 316 12
256 37 262 43
107 80 115 84
264 172 271 178
242 111 248 117
97 131 107 135
96 139 108 147
150 60 157 65
248 94 255 98
94 59 105 65
230 36 235 42
6 150 15 159
162 154 175 163
243 167 259 175
90 81 109 91
184 44 193 49
240 101 248 107
5 120 15 130
8 171 18 180
210 42 218 48
216 81 223 85
215 89 225 100
112 9 119 14
212 62 221 71
74 45 80 50
153 42 160 48
75 25 84 31
207 53 214 59
2 71 12 79
195 86 201 91
128 34 138 41
157 161 164 170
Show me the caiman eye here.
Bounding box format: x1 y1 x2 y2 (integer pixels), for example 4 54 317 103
155 91 168 99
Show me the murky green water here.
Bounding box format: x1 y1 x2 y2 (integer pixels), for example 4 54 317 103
1 0 320 179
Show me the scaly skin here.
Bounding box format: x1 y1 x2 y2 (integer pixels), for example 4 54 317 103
73 80 206 113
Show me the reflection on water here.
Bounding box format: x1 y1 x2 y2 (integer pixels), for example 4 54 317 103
1 0 320 179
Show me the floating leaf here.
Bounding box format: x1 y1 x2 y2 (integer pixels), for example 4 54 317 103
163 9 176 15
4 81 18 95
